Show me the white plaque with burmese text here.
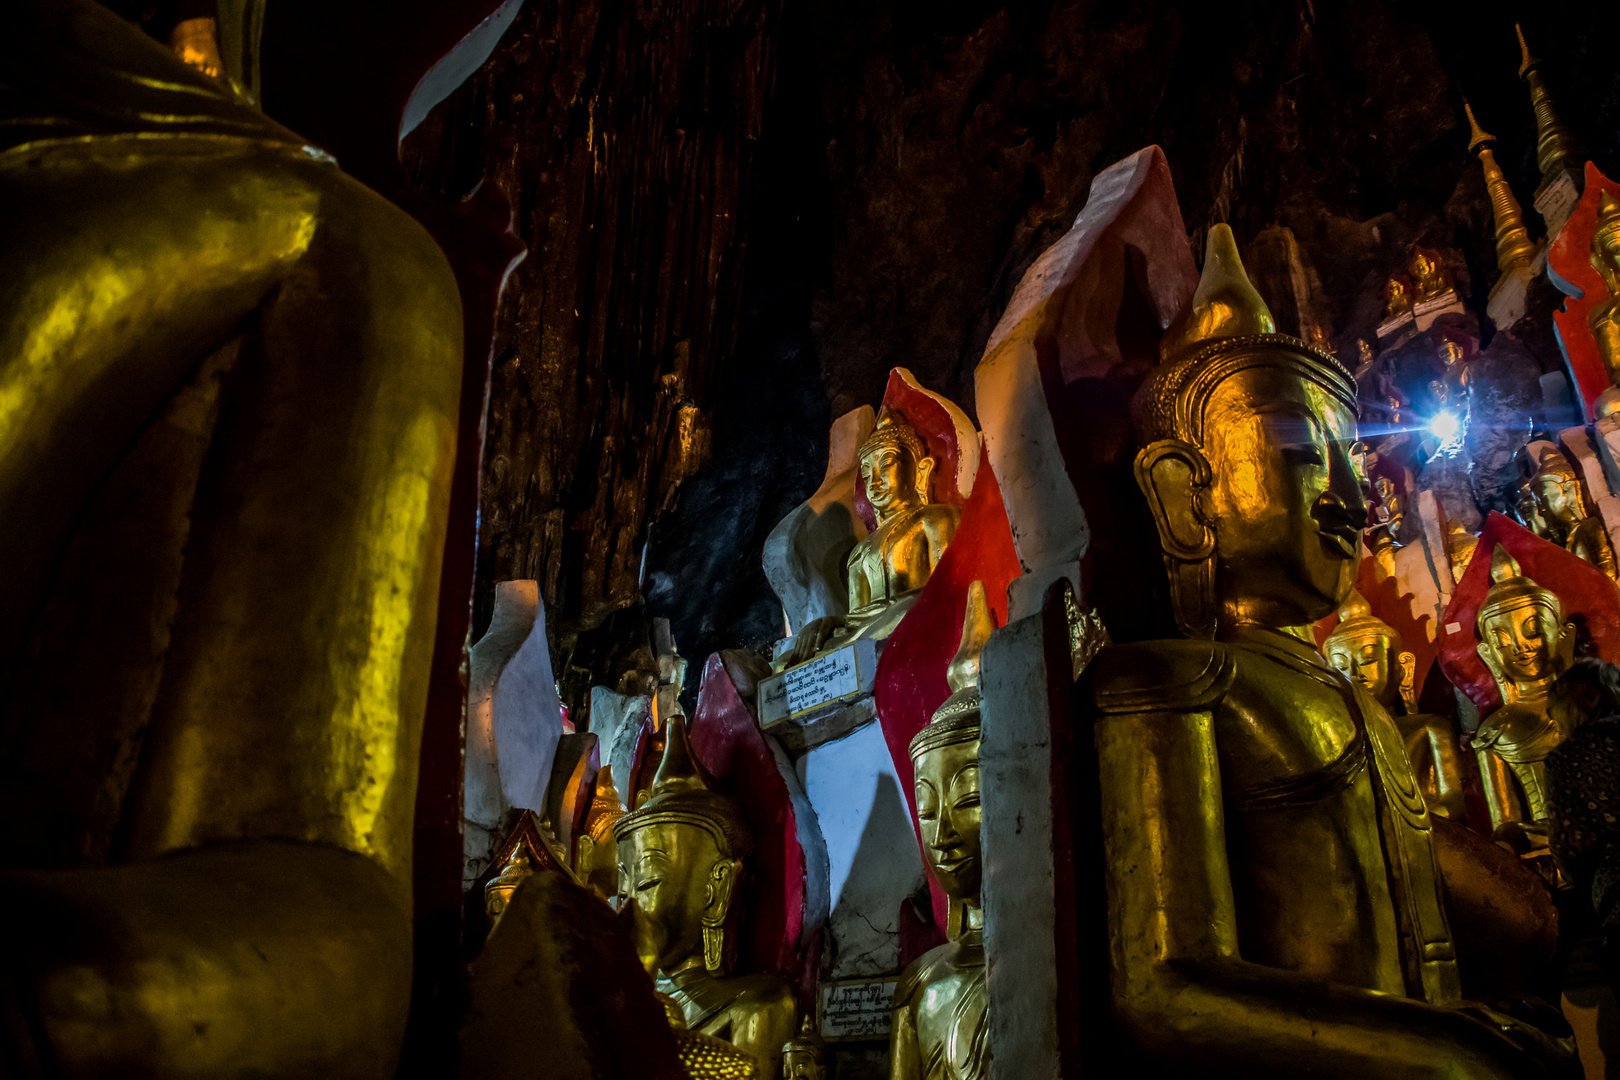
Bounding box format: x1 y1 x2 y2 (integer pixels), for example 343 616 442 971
819 976 897 1041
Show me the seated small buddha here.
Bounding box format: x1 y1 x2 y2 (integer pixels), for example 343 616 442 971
890 581 993 1080
1590 191 1620 383
1410 247 1455 304
1473 545 1576 848
1383 275 1414 322
1324 591 1465 821
781 411 960 666
1530 447 1620 582
615 714 799 1074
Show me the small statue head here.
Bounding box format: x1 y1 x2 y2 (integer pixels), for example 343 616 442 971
614 714 751 978
484 847 537 928
1475 545 1574 701
574 765 628 899
1324 590 1415 712
1531 447 1588 528
857 411 936 522
910 581 993 911
781 1016 828 1080
1133 225 1366 639
1591 190 1620 298
1437 335 1466 368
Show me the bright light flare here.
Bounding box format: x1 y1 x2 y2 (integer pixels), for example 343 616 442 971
1428 410 1461 443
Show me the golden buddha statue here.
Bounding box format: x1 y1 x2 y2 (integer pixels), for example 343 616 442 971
1325 591 1466 821
1409 248 1454 304
782 411 960 666
1444 518 1480 586
1089 223 1569 1075
0 1 461 1075
891 582 992 1080
1591 191 1620 384
575 764 628 899
1530 447 1620 582
660 993 766 1080
615 714 799 1073
1373 474 1406 545
1472 546 1575 844
781 1016 827 1080
1517 478 1560 541
1383 275 1414 322
485 848 537 927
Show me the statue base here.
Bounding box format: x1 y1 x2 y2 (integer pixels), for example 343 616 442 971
1414 290 1467 333
758 638 880 729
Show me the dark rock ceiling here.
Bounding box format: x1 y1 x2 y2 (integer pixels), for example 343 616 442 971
402 0 1619 711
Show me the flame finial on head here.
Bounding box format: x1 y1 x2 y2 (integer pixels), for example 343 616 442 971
1158 225 1277 362
1326 589 1400 650
911 581 995 757
612 713 750 856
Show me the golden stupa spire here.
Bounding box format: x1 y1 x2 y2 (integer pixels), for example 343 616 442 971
1158 224 1277 361
1516 23 1578 182
1464 101 1537 272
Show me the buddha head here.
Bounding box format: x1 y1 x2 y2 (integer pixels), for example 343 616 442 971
1408 248 1449 299
614 715 751 978
484 847 536 928
1324 590 1415 712
857 411 936 523
910 581 993 919
1531 448 1588 529
1475 546 1573 703
780 1016 827 1080
1592 190 1620 299
574 765 628 900
1133 225 1366 640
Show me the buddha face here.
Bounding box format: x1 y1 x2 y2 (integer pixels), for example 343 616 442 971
860 444 927 518
1326 634 1394 703
1411 252 1438 283
1437 339 1464 367
1479 601 1561 688
1198 366 1365 627
782 1049 826 1080
913 739 982 902
618 820 735 976
1535 469 1584 526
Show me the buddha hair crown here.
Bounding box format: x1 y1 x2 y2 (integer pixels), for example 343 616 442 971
911 580 994 759
1133 224 1356 448
858 409 930 464
1476 545 1564 631
613 713 751 857
1324 589 1401 653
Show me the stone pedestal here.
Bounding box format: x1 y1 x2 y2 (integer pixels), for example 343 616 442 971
1378 310 1416 348
1413 290 1467 333
759 638 880 737
1487 262 1542 331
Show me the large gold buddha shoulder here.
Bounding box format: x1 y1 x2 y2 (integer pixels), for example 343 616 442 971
1088 639 1235 716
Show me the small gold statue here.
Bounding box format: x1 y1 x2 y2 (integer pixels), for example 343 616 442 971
782 411 960 665
485 849 537 927
575 765 628 899
780 1016 827 1080
1473 546 1576 845
1444 517 1480 586
1372 474 1405 545
1324 591 1466 821
890 582 992 1080
1517 478 1560 541
615 714 798 1073
1409 247 1454 304
1530 447 1620 582
1382 275 1414 321
1090 223 1566 1073
1591 190 1620 384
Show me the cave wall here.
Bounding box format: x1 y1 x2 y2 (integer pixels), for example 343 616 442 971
406 0 1620 706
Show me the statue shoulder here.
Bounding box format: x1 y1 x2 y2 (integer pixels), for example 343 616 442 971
894 941 962 1005
1088 640 1234 717
718 971 796 1019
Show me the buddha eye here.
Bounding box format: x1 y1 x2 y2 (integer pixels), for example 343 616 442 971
637 877 662 892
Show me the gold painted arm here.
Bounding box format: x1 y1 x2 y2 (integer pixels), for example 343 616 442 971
1428 724 1468 820
1 842 411 1078
1476 746 1525 836
1098 708 1544 1079
888 1003 922 1080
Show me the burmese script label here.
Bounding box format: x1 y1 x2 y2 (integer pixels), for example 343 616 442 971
820 977 897 1040
785 646 863 717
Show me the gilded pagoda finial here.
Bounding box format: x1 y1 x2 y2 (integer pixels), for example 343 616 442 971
1515 23 1578 183
1465 101 1537 272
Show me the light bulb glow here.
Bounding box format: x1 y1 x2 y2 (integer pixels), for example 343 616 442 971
1429 410 1461 442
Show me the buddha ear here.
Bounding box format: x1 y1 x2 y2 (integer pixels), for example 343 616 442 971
1397 651 1418 713
1476 640 1506 689
703 858 739 923
1559 620 1577 670
1135 439 1218 639
914 454 937 502
1134 439 1214 559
